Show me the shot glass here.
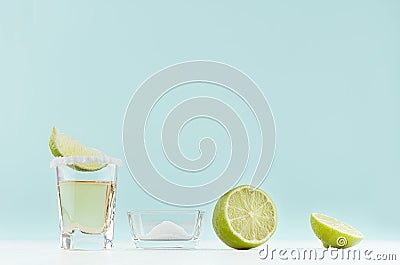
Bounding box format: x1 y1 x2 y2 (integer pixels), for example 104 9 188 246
50 156 122 250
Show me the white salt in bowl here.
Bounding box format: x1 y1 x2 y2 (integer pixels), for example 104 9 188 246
127 210 205 249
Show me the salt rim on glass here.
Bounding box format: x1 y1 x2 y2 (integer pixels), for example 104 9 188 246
50 156 122 168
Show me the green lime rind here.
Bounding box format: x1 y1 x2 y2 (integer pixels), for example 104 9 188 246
49 126 107 171
212 185 278 250
310 213 364 249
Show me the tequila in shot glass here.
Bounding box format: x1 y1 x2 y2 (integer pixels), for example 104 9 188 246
51 156 122 250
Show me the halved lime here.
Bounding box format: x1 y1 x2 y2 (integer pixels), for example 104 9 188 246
212 185 278 249
49 126 106 171
310 213 364 248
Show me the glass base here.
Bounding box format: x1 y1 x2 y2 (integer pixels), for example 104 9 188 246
133 239 199 249
61 230 113 250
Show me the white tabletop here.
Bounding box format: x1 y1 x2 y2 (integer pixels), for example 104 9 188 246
0 240 398 265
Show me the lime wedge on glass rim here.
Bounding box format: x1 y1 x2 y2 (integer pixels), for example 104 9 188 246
49 126 106 171
310 213 364 249
212 185 277 249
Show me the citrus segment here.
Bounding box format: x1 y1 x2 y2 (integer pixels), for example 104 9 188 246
49 126 107 171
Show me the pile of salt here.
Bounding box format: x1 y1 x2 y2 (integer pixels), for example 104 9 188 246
143 220 190 240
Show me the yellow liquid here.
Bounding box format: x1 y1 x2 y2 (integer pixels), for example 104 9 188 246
58 181 116 234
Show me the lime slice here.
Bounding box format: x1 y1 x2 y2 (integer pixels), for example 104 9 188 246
49 126 106 171
212 185 278 249
310 213 364 248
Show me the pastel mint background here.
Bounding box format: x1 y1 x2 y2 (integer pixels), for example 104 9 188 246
1 0 399 242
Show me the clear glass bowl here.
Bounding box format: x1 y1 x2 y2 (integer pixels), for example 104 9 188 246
127 210 205 249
